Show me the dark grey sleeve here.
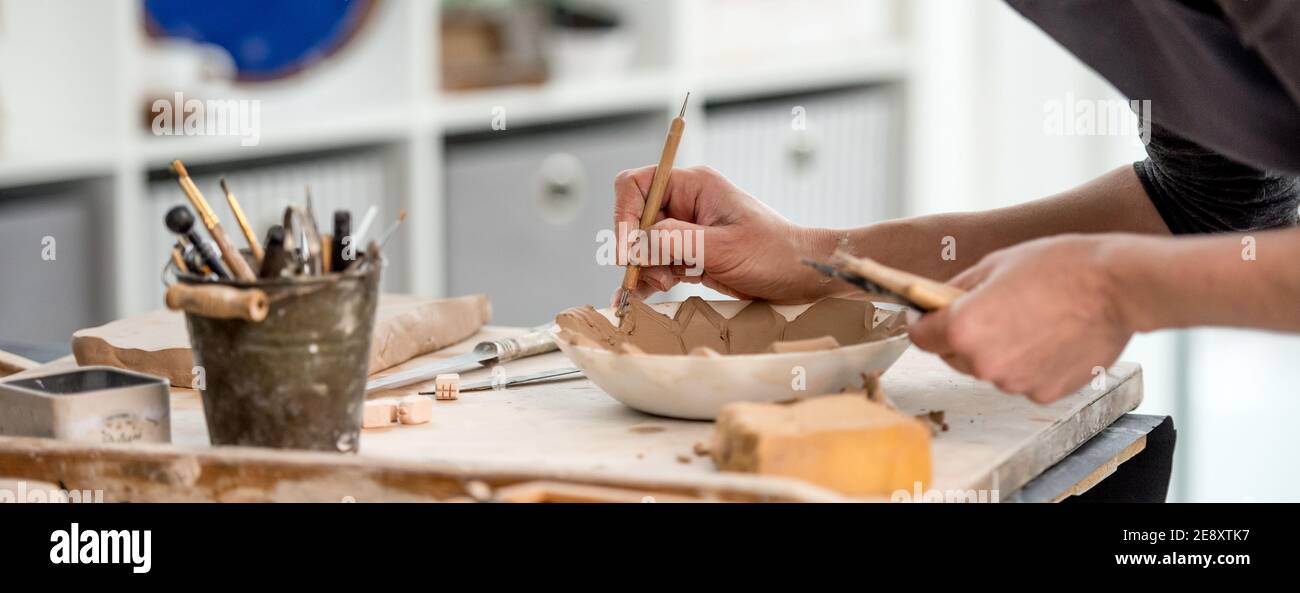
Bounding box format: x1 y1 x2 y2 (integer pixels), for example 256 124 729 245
1134 121 1300 234
1216 0 1300 110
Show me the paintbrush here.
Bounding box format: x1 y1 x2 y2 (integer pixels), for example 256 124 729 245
616 93 690 322
346 209 406 272
219 178 264 267
171 160 258 282
802 252 965 312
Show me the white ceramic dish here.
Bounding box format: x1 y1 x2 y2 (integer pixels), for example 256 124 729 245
555 300 911 420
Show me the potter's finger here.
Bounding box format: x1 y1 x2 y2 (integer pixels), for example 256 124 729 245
700 275 756 301
907 307 954 354
640 266 677 293
643 217 710 270
948 259 995 291
940 353 975 376
613 166 716 230
613 166 658 230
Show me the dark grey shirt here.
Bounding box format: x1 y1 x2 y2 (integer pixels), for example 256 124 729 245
1008 0 1300 234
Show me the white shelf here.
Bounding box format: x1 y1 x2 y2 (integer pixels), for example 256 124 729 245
0 148 117 189
136 107 414 170
437 70 679 135
696 42 909 102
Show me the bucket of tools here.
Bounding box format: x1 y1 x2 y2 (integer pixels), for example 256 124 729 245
169 261 380 453
161 160 387 453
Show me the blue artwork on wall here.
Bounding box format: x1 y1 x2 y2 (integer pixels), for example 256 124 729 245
143 0 377 81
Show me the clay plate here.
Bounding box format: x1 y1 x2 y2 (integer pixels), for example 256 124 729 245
554 299 911 420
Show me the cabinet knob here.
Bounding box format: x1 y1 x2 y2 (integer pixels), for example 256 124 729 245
787 130 817 174
534 152 586 224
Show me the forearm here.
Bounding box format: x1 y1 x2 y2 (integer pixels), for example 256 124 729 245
1108 227 1300 333
802 165 1170 281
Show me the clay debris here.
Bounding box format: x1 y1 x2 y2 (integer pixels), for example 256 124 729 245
555 296 905 355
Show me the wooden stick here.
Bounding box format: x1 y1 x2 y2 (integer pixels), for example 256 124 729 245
170 245 189 274
220 178 264 267
171 160 258 282
0 349 40 377
830 251 965 311
617 94 689 319
165 283 269 322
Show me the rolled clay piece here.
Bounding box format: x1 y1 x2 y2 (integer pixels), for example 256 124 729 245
619 343 646 355
362 399 398 428
434 373 460 401
768 336 841 353
711 394 931 497
398 395 434 425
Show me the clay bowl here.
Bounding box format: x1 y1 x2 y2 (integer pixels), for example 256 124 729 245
555 299 911 420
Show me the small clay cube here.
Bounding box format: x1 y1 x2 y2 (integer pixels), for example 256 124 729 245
398 395 434 425
362 399 398 428
434 373 460 401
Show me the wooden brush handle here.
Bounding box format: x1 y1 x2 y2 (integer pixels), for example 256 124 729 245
172 161 258 282
166 284 269 322
620 115 686 294
208 224 258 282
0 349 39 377
834 253 965 311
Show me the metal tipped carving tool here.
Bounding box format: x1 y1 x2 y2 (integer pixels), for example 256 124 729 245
616 92 690 322
802 253 965 312
422 366 584 394
365 325 559 393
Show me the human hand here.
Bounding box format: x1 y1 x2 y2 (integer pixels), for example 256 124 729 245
908 234 1133 403
611 165 836 305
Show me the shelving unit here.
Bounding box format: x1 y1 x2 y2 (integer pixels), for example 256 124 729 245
0 0 907 334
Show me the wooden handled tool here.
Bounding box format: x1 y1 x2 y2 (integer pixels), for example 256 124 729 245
171 160 258 282
220 178 264 267
809 251 966 312
0 349 39 377
165 283 269 322
616 93 690 319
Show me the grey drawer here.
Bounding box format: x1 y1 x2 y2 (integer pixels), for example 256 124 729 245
445 115 665 326
704 85 902 228
0 182 107 345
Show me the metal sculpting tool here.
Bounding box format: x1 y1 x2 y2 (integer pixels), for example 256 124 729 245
365 325 559 393
616 93 690 322
801 252 965 312
424 367 584 394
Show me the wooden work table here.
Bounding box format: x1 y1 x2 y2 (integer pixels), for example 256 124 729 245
0 326 1167 502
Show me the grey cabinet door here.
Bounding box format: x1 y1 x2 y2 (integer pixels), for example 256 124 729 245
704 85 901 229
445 115 665 326
0 185 104 345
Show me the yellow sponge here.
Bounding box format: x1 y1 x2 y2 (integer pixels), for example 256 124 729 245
712 395 931 497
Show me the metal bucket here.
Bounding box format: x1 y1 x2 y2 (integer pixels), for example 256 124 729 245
179 261 380 453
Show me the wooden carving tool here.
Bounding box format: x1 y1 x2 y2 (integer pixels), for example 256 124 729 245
616 93 690 320
170 245 189 274
165 283 269 322
171 161 258 282
219 178 264 267
803 251 965 312
165 205 230 279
